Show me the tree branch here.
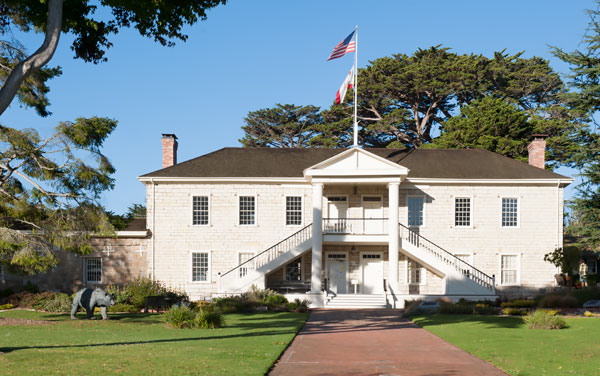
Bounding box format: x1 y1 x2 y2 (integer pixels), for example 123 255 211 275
0 0 63 116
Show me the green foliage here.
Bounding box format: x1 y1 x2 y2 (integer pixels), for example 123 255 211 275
105 277 188 309
108 303 139 313
439 303 475 315
34 293 71 313
287 298 310 313
500 299 536 308
163 306 198 329
569 286 600 306
0 117 117 275
502 307 528 316
0 303 14 310
544 246 582 275
196 307 225 329
524 310 567 330
240 104 321 148
264 294 288 310
472 304 497 315
537 294 579 308
23 281 39 293
212 297 251 314
438 301 497 315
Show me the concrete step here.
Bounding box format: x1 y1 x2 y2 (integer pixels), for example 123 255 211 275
325 294 388 309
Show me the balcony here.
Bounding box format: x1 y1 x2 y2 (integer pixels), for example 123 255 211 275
323 218 389 235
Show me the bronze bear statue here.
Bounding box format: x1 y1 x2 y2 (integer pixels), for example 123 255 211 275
71 288 115 320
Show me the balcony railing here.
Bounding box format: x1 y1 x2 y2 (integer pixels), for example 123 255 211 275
323 218 388 235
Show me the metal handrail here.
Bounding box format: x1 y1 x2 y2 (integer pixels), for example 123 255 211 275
398 223 495 291
219 223 312 279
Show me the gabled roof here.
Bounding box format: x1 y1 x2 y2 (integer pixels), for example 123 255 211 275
139 147 570 180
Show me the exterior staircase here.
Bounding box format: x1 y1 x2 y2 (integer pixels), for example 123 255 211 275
325 294 387 309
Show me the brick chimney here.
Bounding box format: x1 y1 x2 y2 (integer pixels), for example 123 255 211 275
161 134 178 169
527 134 547 169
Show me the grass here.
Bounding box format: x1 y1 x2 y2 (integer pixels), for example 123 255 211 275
412 314 600 376
0 309 308 375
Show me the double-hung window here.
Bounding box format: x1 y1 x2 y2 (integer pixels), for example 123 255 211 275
500 255 519 285
285 258 302 281
455 197 471 227
238 252 255 278
192 196 209 225
192 252 210 282
84 257 102 284
407 196 425 227
286 196 302 226
501 198 518 227
239 196 256 225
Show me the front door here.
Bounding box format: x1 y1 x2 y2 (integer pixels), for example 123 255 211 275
327 254 347 294
362 196 383 234
361 253 383 293
327 196 348 233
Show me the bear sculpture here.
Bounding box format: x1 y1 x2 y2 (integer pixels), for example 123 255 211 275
71 288 115 320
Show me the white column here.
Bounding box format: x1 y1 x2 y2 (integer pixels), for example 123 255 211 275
388 182 400 293
311 183 323 293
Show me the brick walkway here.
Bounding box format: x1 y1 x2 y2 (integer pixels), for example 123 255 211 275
270 309 506 376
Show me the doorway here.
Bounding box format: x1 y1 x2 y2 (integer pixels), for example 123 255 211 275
361 252 383 294
327 253 348 294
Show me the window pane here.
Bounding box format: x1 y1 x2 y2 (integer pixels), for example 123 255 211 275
501 255 518 285
286 196 302 225
192 196 209 225
239 252 254 278
407 197 424 227
192 253 209 282
455 198 471 227
502 198 518 227
85 257 102 283
285 259 302 281
239 196 255 225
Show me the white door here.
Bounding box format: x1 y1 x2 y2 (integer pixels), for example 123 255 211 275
361 254 383 294
362 196 383 234
327 255 347 294
327 197 348 233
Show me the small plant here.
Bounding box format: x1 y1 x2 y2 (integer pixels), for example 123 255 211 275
0 303 14 310
164 306 197 329
196 308 225 329
538 294 579 308
539 309 560 316
524 310 567 330
35 293 72 313
264 294 288 310
213 297 247 313
439 303 473 314
502 308 527 316
584 311 594 317
500 299 536 308
472 304 497 315
287 298 310 313
108 303 139 313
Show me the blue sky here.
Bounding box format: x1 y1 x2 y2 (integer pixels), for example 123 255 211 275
0 0 595 213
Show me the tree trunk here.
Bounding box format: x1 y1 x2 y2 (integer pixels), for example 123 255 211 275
0 0 63 116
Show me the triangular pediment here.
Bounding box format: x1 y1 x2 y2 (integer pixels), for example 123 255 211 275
304 148 409 180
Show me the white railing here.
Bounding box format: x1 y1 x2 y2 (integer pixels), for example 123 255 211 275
399 223 495 291
323 218 388 235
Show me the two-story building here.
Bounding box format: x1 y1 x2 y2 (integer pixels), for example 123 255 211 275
134 134 571 308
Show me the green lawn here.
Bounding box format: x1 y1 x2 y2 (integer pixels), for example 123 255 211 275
412 314 600 376
0 309 308 375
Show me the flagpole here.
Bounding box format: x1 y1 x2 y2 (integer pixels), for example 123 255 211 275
353 25 358 148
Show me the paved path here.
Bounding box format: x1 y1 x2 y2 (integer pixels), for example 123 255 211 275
270 309 506 376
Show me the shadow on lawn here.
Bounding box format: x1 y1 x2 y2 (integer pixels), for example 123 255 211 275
411 314 524 329
0 327 300 353
38 312 165 324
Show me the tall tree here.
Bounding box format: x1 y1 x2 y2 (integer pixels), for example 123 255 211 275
0 0 227 116
0 117 117 274
240 104 321 148
552 1 600 251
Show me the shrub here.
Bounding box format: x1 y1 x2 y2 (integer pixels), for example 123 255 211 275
0 303 14 310
212 297 247 313
196 308 225 329
524 310 567 330
106 277 189 310
163 306 197 329
538 294 579 308
24 281 39 294
500 299 536 308
264 294 288 310
287 298 310 313
439 303 473 314
539 309 560 316
35 293 72 313
105 284 132 305
502 307 527 315
108 303 139 313
472 304 497 315
243 285 279 302
570 286 600 306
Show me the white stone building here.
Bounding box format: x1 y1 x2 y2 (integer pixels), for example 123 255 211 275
132 134 571 308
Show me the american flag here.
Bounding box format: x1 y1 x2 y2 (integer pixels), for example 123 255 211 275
327 30 356 61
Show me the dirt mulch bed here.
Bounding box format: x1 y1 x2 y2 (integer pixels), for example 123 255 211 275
0 317 57 326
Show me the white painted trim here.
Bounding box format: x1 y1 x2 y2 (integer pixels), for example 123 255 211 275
303 147 409 176
236 250 256 279
139 176 307 184
237 194 258 226
325 194 349 218
453 196 473 228
498 253 521 286
284 195 304 227
325 251 349 293
406 195 426 228
190 250 211 284
359 251 384 293
406 178 573 186
83 256 102 284
114 231 148 238
361 194 384 234
500 196 520 228
191 194 211 227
